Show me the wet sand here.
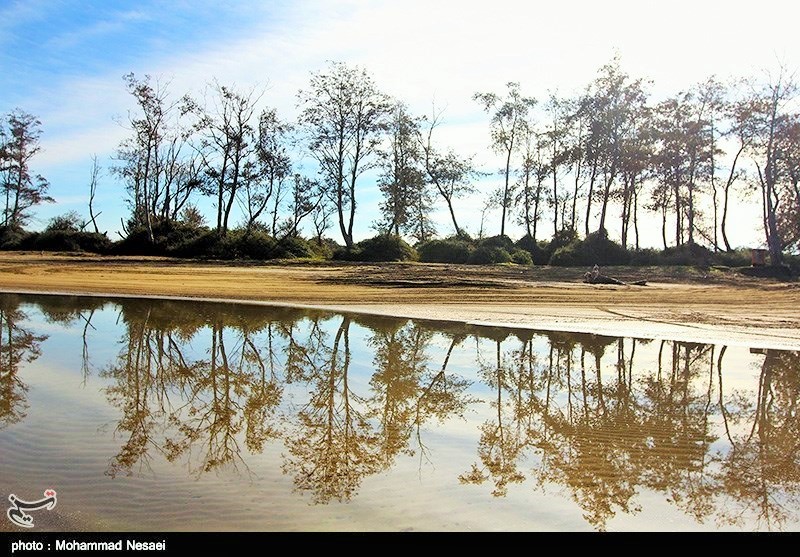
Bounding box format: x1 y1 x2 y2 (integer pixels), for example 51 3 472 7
1 252 798 350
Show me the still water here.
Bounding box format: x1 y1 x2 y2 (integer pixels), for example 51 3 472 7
0 292 798 532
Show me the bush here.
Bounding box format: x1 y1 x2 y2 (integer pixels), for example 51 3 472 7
46 211 83 233
334 234 418 262
112 220 211 256
547 229 629 267
629 248 661 266
273 235 314 259
548 243 583 266
515 234 549 265
541 228 579 263
582 229 630 265
712 248 752 268
0 225 32 249
417 239 472 263
510 248 533 266
31 230 111 253
479 234 515 251
468 245 511 265
659 242 714 266
216 229 277 260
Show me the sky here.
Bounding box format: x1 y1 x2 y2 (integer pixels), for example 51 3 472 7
2 0 799 249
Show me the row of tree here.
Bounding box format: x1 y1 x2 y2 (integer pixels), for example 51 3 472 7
2 57 799 264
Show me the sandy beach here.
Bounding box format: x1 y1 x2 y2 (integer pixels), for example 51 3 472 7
0 251 798 350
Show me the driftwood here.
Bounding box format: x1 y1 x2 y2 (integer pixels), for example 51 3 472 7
583 266 647 286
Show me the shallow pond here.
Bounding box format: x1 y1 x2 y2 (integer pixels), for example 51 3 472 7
0 292 798 532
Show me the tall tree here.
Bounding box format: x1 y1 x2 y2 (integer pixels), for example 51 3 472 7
376 103 427 237
297 62 392 248
474 82 536 237
418 106 477 238
513 125 548 240
579 58 649 235
115 74 199 241
0 109 53 228
85 155 102 234
190 80 264 236
742 69 798 266
237 107 292 233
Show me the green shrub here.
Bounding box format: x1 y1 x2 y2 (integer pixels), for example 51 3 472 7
549 243 583 266
515 234 549 265
660 242 714 266
479 234 515 251
468 245 511 265
334 234 418 262
712 248 752 268
548 229 629 266
32 230 111 253
582 229 630 265
273 235 314 259
510 248 533 266
46 211 83 233
0 225 33 249
541 228 579 263
629 248 661 266
417 239 472 263
306 238 337 260
216 229 277 260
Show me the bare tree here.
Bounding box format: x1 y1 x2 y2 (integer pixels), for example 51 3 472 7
742 68 798 265
115 74 200 241
85 155 102 234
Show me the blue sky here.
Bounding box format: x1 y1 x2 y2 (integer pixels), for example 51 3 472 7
2 0 798 247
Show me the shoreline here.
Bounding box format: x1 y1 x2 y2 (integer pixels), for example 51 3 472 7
4 286 800 351
1 253 799 351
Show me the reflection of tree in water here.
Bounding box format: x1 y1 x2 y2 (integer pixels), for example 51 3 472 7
102 301 286 478
35 296 107 382
281 316 474 503
714 349 800 530
460 330 528 496
282 316 382 503
0 296 47 429
367 320 430 462
457 327 800 532
367 322 473 469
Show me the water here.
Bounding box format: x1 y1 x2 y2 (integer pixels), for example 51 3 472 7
0 292 798 532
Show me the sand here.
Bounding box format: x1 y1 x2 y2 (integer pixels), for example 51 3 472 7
0 252 798 350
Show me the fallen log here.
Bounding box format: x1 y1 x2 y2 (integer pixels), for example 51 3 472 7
582 268 647 286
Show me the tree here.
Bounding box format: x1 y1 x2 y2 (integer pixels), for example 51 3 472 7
578 58 649 235
0 109 53 228
513 125 548 240
240 109 292 232
742 68 799 265
474 82 537 236
297 62 392 248
376 103 427 237
83 155 101 233
283 174 323 238
418 105 477 237
720 93 754 252
191 80 265 236
115 74 200 241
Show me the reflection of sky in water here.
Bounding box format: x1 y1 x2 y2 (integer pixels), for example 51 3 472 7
1 294 798 532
